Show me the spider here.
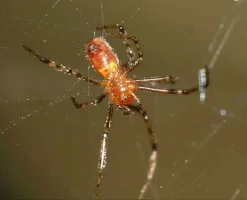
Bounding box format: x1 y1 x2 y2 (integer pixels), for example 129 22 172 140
22 24 209 199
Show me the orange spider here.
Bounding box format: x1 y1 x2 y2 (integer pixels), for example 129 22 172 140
22 24 208 199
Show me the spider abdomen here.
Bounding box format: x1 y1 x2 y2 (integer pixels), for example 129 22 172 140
86 37 119 78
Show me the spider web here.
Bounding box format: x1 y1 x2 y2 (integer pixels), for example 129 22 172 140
1 0 247 199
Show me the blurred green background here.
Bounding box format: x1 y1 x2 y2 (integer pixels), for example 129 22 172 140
1 0 247 199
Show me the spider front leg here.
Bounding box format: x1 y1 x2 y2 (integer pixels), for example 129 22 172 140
22 44 101 86
95 103 114 198
127 103 157 199
118 105 134 116
71 93 106 108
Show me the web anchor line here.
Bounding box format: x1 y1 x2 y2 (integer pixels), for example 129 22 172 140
198 0 243 103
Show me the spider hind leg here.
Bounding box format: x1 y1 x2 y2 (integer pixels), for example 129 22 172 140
96 24 143 73
21 44 101 86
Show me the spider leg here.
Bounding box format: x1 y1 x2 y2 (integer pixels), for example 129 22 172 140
118 105 134 116
135 75 179 84
95 103 114 199
137 86 199 95
96 25 143 72
137 67 210 95
71 93 106 108
22 44 101 86
127 103 157 199
110 33 143 73
96 25 135 62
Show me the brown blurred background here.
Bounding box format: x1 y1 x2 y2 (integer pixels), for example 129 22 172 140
0 0 247 199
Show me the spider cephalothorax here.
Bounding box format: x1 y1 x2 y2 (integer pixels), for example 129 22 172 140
103 71 136 105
